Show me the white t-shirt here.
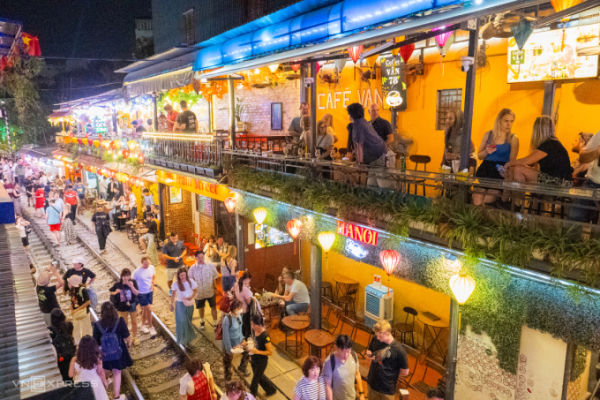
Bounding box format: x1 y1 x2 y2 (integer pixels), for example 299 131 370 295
290 279 310 304
133 265 156 294
129 193 137 208
584 131 600 184
171 280 198 302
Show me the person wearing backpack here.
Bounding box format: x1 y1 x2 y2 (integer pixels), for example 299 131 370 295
93 301 133 400
67 274 92 344
49 308 76 383
109 268 140 345
323 335 365 400
69 335 110 400
236 272 262 339
222 299 250 381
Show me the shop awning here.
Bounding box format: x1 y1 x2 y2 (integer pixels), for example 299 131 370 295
55 88 125 108
194 0 544 76
0 17 21 57
104 162 157 182
120 47 200 97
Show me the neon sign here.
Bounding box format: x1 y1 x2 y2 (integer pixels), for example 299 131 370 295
345 239 368 259
336 220 379 246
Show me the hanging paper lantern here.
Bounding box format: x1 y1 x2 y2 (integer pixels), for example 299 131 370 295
81 138 88 146
291 63 301 72
253 207 267 224
379 249 401 276
365 54 378 68
286 219 302 239
138 154 144 163
268 64 279 73
334 59 346 73
433 28 455 57
348 45 364 63
114 140 122 150
317 232 336 252
449 272 476 304
315 61 325 74
77 138 83 145
122 150 130 158
399 43 415 64
224 196 237 213
551 0 582 12
127 140 137 150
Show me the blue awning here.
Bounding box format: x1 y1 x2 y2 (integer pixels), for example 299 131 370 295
193 0 467 71
0 17 22 57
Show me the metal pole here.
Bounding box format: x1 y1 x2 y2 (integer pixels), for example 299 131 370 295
152 93 159 131
309 244 322 330
460 21 479 171
157 183 166 240
235 212 245 269
542 81 556 117
300 64 308 104
446 299 460 400
228 77 236 150
309 61 318 158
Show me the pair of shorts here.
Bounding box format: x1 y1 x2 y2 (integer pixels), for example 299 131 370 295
118 302 138 313
49 223 61 232
167 268 178 282
21 237 29 247
138 291 153 306
195 296 216 309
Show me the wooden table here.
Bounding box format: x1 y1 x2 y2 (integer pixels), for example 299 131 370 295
260 301 280 328
334 274 359 301
417 311 449 362
304 329 335 359
282 315 310 358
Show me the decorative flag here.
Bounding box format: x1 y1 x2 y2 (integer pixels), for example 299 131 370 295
399 43 415 64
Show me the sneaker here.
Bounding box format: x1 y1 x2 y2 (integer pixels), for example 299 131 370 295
200 321 205 330
141 325 150 334
149 327 157 336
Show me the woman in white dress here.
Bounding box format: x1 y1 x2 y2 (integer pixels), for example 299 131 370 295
68 335 110 400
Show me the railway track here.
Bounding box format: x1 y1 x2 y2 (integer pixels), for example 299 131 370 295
25 211 228 400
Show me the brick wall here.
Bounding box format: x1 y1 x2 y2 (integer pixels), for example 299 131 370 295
198 211 215 239
213 79 301 135
162 186 193 241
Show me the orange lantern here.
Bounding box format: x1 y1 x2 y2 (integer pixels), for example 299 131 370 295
348 45 364 63
379 249 401 293
286 219 301 239
291 63 301 72
224 196 237 213
551 0 581 12
137 154 145 163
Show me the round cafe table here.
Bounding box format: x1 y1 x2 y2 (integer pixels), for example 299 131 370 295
417 311 449 362
281 315 310 358
334 274 359 300
304 329 335 359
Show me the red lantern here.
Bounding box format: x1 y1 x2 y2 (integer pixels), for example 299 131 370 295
138 154 145 163
379 249 401 276
348 45 364 63
224 196 237 213
286 219 301 239
399 43 415 64
77 138 82 145
291 63 301 72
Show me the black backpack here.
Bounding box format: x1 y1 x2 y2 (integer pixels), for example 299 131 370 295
50 327 76 362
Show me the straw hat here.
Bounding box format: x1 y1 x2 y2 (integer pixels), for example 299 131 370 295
36 271 50 286
67 274 83 288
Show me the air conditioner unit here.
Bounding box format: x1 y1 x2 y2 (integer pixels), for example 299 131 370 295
364 283 394 328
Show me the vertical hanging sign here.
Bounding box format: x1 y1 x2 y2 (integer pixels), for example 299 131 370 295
380 55 407 111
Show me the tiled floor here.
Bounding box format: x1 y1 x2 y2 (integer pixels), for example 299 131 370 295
78 210 443 399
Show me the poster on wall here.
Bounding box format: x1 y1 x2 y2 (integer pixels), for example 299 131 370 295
380 55 407 111
507 24 599 83
169 187 182 204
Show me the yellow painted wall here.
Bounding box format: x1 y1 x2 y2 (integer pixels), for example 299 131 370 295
316 37 600 169
299 240 450 325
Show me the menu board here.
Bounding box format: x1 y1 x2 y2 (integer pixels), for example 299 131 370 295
380 55 407 110
507 24 599 83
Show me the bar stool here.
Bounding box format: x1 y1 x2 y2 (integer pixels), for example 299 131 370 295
394 307 418 347
321 282 334 302
337 284 358 318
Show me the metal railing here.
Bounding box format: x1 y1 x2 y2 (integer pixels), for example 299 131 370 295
140 132 227 168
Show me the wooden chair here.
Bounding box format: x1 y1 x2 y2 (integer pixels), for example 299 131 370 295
324 303 343 334
337 285 358 318
321 281 334 302
406 155 431 196
411 356 447 394
398 343 422 389
352 321 374 359
394 307 418 347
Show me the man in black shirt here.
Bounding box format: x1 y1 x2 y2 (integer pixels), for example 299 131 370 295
36 262 64 326
174 100 197 133
162 232 187 288
249 314 277 397
369 103 393 145
63 257 97 309
366 319 409 400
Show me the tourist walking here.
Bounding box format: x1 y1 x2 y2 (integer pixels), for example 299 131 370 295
222 299 250 381
49 308 76 383
93 302 133 400
323 335 365 400
46 198 63 244
236 272 261 339
67 274 92 344
62 215 77 245
221 380 256 400
64 185 78 224
68 335 110 400
15 215 31 250
220 245 238 292
294 356 327 400
34 184 45 217
64 257 98 310
109 268 139 345
133 256 157 336
163 232 187 289
249 314 277 397
179 358 217 400
366 320 409 400
92 205 111 253
170 267 198 347
36 262 63 326
188 250 219 330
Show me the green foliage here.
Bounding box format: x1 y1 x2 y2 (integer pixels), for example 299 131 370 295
571 345 588 382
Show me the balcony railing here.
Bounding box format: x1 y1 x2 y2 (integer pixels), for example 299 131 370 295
140 132 227 169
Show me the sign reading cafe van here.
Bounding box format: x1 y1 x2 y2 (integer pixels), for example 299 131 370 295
336 220 379 246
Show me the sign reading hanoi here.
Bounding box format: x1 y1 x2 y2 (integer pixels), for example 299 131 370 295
336 221 379 246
